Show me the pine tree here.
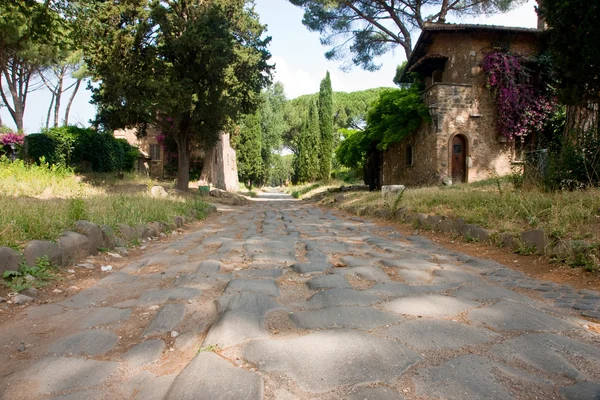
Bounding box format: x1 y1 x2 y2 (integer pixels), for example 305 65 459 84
237 112 262 187
318 71 333 181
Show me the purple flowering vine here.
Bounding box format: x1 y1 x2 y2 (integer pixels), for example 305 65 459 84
482 52 555 140
0 132 25 147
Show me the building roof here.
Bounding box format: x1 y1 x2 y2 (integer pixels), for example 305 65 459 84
400 23 541 82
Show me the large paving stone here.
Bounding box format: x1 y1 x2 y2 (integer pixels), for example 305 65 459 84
560 382 600 400
467 301 577 332
368 282 458 298
307 274 352 290
143 304 186 337
345 387 404 400
454 284 533 303
243 330 421 393
491 333 600 381
96 272 139 286
124 339 165 367
251 252 296 264
431 269 480 284
384 294 479 318
50 329 118 356
395 269 432 284
196 260 221 274
24 356 119 395
413 355 548 400
343 266 391 282
225 279 280 297
118 287 200 307
304 288 381 309
238 268 285 278
133 373 177 400
291 306 402 330
166 351 263 400
380 258 437 271
217 292 283 315
292 262 331 274
203 310 268 348
82 307 132 328
383 320 500 350
340 256 373 267
57 295 116 316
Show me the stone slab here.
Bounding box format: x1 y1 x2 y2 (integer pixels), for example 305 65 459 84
345 387 405 400
225 279 280 297
203 310 268 348
343 266 391 282
380 258 437 271
166 352 263 400
196 260 221 274
384 294 479 318
340 256 373 268
304 288 381 310
243 330 421 393
59 287 113 309
467 301 577 332
24 356 119 395
291 306 402 330
292 262 332 274
217 292 283 315
83 307 132 328
454 284 533 303
413 355 548 400
50 329 118 356
124 339 165 367
143 304 186 337
383 320 500 350
307 274 352 290
560 382 600 400
491 333 600 381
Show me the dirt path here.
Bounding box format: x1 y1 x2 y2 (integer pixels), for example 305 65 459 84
0 189 599 400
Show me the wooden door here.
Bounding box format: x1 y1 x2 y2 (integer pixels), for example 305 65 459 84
451 135 467 184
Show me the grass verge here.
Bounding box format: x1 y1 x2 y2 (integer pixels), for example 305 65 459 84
0 158 210 249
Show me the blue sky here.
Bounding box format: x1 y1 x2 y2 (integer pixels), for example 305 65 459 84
1 0 539 133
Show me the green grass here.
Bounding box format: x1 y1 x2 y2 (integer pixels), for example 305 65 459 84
0 157 210 249
323 179 600 242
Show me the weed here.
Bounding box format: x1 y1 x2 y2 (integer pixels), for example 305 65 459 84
67 198 87 221
2 256 58 292
197 344 221 354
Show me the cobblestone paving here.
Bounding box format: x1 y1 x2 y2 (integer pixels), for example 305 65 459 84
1 189 600 400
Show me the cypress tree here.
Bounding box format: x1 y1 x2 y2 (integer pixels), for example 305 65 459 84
237 112 262 187
318 71 333 180
295 100 320 182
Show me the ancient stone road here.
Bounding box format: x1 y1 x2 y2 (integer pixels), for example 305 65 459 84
1 190 600 399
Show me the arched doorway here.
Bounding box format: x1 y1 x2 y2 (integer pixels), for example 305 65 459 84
451 135 467 184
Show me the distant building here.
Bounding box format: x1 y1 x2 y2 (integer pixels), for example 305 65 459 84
381 23 542 187
114 126 164 178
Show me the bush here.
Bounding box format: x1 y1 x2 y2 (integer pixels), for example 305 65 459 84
27 126 140 173
544 129 600 190
24 134 59 165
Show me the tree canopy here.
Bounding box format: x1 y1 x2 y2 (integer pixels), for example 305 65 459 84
80 0 273 190
288 0 525 70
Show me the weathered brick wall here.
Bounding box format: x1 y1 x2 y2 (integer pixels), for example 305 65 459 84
383 30 540 186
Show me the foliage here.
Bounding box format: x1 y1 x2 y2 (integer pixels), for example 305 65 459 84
79 0 273 190
2 256 58 293
482 52 556 140
237 113 263 186
23 127 138 172
544 129 600 189
24 134 58 165
293 100 321 183
0 132 24 146
318 71 334 181
269 154 293 186
257 83 288 185
0 0 66 131
365 86 430 150
538 0 600 108
335 128 368 170
288 0 525 69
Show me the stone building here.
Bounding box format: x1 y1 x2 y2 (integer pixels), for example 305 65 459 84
114 126 164 178
382 23 542 186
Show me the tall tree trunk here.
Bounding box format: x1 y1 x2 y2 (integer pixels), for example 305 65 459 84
46 92 55 129
64 79 81 126
53 70 64 127
175 131 190 191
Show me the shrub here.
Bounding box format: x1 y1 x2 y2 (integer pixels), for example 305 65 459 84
23 134 59 165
